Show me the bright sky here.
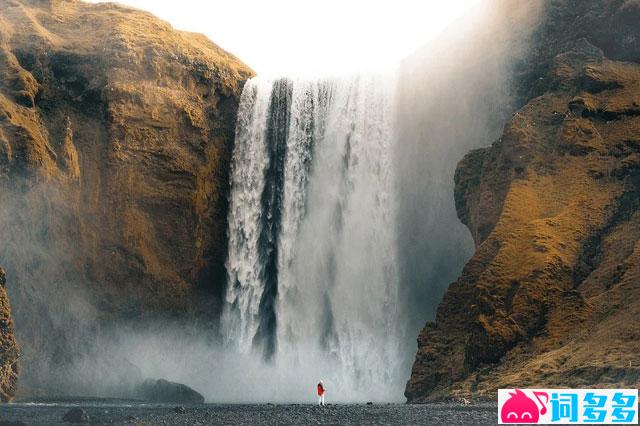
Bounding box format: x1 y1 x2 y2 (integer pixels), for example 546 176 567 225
87 0 481 76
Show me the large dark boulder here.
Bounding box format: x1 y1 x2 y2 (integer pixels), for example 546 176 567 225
62 407 89 423
136 379 204 404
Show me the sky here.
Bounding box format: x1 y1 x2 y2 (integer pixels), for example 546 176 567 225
87 0 481 76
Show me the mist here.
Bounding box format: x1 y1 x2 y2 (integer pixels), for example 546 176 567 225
0 181 102 395
0 0 543 404
394 0 543 354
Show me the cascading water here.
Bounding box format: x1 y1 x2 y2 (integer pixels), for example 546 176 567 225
223 73 404 400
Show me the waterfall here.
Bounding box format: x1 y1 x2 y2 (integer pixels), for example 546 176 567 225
223 73 404 399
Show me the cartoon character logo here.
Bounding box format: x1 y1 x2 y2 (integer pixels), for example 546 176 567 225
501 389 548 424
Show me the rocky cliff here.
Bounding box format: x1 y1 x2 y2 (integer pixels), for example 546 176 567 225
406 0 640 402
0 267 19 402
0 0 252 394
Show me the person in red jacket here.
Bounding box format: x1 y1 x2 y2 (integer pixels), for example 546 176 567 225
317 380 326 406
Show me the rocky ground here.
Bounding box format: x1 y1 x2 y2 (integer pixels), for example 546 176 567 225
0 402 497 426
406 0 640 402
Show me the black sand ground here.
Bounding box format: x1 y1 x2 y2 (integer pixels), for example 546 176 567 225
0 401 497 425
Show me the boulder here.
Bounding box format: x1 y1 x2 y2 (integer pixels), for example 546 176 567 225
136 379 204 404
62 407 89 423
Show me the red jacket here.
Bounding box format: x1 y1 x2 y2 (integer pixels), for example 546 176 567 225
317 383 325 396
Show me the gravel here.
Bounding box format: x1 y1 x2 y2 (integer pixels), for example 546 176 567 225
0 401 498 425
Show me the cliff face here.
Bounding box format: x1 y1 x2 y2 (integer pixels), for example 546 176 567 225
0 267 19 402
0 0 252 393
406 0 640 402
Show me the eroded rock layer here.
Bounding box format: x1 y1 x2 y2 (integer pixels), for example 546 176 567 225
406 0 640 402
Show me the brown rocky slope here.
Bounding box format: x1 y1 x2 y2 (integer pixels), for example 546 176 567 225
0 0 252 394
0 267 19 402
406 1 640 402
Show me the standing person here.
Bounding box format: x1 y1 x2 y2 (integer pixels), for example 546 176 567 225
317 380 326 406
